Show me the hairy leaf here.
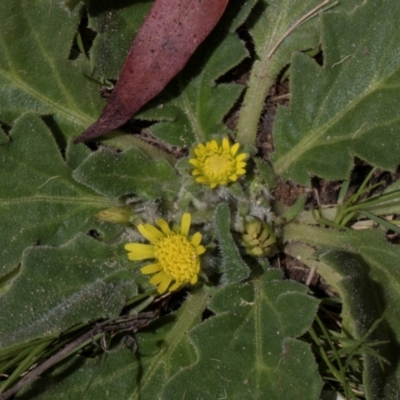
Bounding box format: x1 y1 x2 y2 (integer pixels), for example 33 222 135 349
88 1 152 80
0 0 102 140
18 290 208 399
0 113 116 277
285 225 400 398
162 270 322 399
272 0 400 184
0 0 165 156
0 234 137 350
214 203 251 284
73 147 180 201
237 0 323 145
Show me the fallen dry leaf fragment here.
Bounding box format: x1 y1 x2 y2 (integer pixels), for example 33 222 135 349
75 0 229 143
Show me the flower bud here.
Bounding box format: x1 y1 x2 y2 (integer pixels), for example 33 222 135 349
241 219 275 257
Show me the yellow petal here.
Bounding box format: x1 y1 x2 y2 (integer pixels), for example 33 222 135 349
169 281 181 292
196 177 208 183
209 140 218 151
141 263 162 274
189 158 202 167
180 213 191 237
237 162 247 169
194 146 206 158
125 244 154 260
158 276 172 294
230 142 240 156
190 274 198 284
196 245 206 255
191 232 202 246
156 219 172 235
222 137 230 151
137 223 164 244
150 271 168 285
236 153 247 162
229 174 238 181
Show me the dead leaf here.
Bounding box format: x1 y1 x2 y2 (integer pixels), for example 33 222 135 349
75 0 229 143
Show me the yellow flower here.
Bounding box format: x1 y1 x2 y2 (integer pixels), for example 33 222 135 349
189 138 247 189
125 213 205 294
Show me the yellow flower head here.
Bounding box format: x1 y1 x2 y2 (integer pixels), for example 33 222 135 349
189 137 247 189
124 213 205 294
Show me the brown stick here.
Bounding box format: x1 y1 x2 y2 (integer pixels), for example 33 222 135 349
0 312 157 400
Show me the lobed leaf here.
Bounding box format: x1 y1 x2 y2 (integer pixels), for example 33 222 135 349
0 113 116 277
0 0 102 140
272 0 400 184
162 270 322 399
0 0 164 156
0 234 137 351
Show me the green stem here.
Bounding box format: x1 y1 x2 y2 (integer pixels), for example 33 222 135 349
130 295 156 315
315 316 356 399
359 211 400 234
236 60 277 148
0 346 37 376
283 222 348 249
308 326 343 381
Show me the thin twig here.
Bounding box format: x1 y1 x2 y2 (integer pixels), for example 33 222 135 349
271 93 291 102
0 312 157 400
268 0 337 59
306 266 317 286
313 188 322 207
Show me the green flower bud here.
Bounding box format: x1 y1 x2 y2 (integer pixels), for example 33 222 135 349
241 219 275 257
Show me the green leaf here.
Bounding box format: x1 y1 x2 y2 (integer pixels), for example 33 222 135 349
319 249 398 400
18 289 208 399
64 0 81 12
272 0 400 184
162 271 322 399
361 179 400 217
236 0 323 146
88 1 152 80
0 113 116 277
0 234 137 351
254 158 276 189
0 0 102 140
283 194 307 222
0 125 8 144
230 0 258 31
73 147 180 201
213 203 251 284
284 225 400 399
135 0 252 146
